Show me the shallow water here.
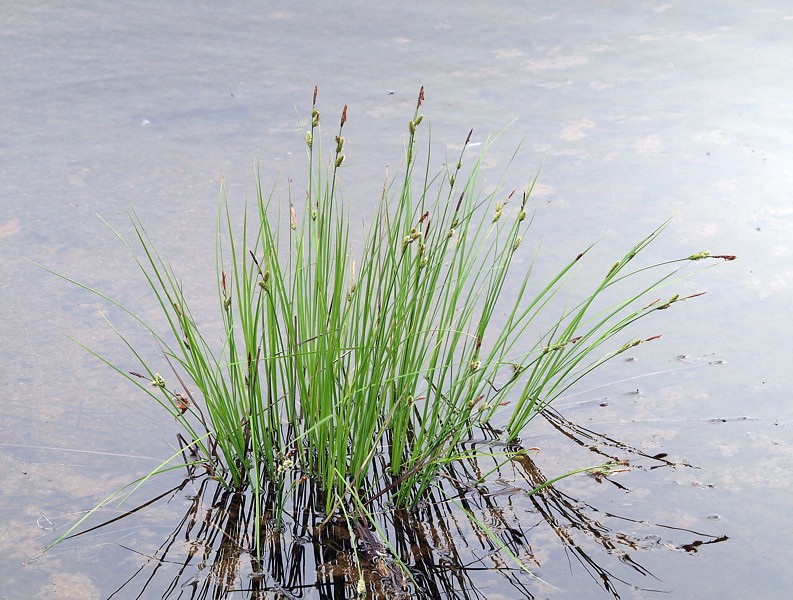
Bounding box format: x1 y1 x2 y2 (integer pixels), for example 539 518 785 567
2 2 792 598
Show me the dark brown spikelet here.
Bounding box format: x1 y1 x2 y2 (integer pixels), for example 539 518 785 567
455 192 464 212
313 85 318 107
417 86 425 109
713 254 737 261
249 250 262 271
340 105 348 128
465 129 473 146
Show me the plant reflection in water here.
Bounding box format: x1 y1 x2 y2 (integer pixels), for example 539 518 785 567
56 414 727 599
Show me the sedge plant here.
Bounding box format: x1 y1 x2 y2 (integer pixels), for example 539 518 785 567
43 86 734 557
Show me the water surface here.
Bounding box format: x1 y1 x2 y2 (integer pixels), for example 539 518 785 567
2 2 791 598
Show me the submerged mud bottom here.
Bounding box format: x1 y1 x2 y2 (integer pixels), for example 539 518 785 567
57 414 728 599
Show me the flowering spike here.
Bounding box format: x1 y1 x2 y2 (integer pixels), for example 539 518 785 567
656 294 679 310
493 201 503 223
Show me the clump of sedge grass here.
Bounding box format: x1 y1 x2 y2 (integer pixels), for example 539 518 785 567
43 87 734 558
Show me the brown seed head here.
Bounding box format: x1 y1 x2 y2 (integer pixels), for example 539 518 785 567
340 104 347 128
417 86 425 109
313 85 318 107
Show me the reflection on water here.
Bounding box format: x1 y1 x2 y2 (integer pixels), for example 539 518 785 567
50 416 726 599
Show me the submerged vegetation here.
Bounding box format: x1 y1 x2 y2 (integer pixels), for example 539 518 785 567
44 87 734 596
